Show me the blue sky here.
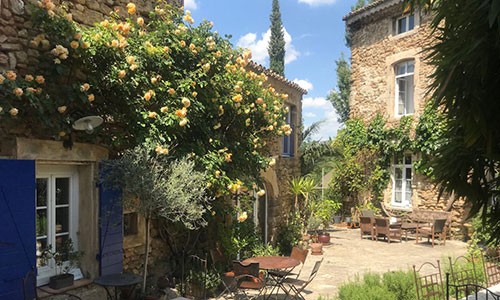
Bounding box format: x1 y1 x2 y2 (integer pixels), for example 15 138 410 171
185 0 358 140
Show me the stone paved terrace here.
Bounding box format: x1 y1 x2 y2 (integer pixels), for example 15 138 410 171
298 226 468 299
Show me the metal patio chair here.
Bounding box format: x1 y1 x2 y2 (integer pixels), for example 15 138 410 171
416 218 447 247
482 254 500 287
448 255 479 298
282 258 323 300
232 261 265 300
413 260 446 300
268 247 309 280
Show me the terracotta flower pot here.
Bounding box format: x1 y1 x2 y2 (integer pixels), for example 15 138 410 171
318 233 330 244
302 233 311 242
310 243 323 255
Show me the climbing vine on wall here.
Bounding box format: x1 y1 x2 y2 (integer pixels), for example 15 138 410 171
0 0 292 197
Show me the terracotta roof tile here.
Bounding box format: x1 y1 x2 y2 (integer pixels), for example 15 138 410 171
247 61 308 95
343 0 402 22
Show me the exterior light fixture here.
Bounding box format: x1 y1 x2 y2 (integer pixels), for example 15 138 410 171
72 116 103 134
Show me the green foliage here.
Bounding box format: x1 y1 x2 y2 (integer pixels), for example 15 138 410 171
217 218 260 260
355 202 381 216
276 212 303 255
405 0 500 242
351 0 378 11
41 238 83 275
251 243 280 257
315 199 342 227
327 52 351 123
336 271 417 300
100 147 210 228
0 2 289 200
185 269 222 297
268 0 285 76
300 139 338 177
443 255 486 296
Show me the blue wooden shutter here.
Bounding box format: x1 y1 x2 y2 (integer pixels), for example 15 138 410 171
98 169 124 276
0 159 36 300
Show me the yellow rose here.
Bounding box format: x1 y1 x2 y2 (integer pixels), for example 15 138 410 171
215 171 221 177
238 212 248 222
27 88 36 93
66 13 73 21
70 41 79 49
161 148 168 155
168 88 175 95
192 92 198 97
88 94 95 102
148 111 157 118
9 108 19 116
6 71 17 81
80 83 90 92
232 94 242 102
225 153 232 162
179 118 188 126
58 106 67 114
163 46 169 53
269 158 276 166
74 33 82 40
111 40 119 47
180 40 186 47
81 42 89 49
14 88 23 97
175 107 187 118
144 90 154 101
129 64 138 71
126 56 135 65
126 3 136 14
257 189 265 197
189 43 195 50
256 98 263 104
118 70 126 78
0 75 5 84
160 106 169 113
182 98 191 108
0 106 2 113
137 17 144 26
25 75 34 82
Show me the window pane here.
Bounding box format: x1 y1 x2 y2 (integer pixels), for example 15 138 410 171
398 17 406 34
395 168 403 180
283 135 289 155
409 14 415 30
56 178 70 205
398 79 406 115
406 75 414 114
397 64 406 75
36 178 48 207
36 209 48 237
56 207 69 234
405 154 412 165
395 189 402 203
55 235 70 261
36 239 48 267
407 62 415 73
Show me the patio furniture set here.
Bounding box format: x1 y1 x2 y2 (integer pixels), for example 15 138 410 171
413 254 500 300
359 209 450 246
217 247 323 300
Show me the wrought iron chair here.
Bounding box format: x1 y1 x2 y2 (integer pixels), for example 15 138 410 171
413 260 445 300
282 258 323 300
374 217 402 243
269 247 309 279
232 261 265 300
447 255 479 298
482 254 500 287
186 254 208 300
359 216 375 240
416 218 447 247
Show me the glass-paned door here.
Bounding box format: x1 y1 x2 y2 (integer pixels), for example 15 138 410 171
35 168 78 286
392 154 413 208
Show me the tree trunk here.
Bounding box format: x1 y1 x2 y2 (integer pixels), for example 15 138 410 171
142 217 150 294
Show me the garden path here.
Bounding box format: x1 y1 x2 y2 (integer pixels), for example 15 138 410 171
299 226 468 299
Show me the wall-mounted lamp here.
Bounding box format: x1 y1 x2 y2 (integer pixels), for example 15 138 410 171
72 116 103 134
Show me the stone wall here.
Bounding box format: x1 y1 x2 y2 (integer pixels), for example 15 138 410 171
347 4 467 233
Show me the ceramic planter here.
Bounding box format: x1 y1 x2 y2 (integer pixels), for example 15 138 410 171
318 233 330 244
310 243 323 255
48 273 74 290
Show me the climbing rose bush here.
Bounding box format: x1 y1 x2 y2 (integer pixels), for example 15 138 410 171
0 0 291 196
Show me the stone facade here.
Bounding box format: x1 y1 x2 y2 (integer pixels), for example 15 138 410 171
344 0 467 233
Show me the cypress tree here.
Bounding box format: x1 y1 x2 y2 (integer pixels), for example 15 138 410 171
268 0 285 76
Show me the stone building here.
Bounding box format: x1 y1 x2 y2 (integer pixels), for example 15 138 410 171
0 0 304 298
343 0 466 229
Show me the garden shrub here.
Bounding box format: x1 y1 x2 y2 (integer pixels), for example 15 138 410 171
251 243 280 257
276 212 303 255
336 271 417 300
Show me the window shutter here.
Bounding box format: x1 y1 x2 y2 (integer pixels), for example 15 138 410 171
290 125 296 157
98 168 123 276
0 159 36 299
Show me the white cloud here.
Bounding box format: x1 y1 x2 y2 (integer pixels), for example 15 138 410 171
292 79 313 92
184 0 198 10
237 28 300 66
298 0 337 6
302 97 331 109
304 112 317 118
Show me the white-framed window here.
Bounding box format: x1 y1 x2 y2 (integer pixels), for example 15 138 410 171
395 60 415 116
397 14 415 34
36 166 79 286
282 106 296 157
392 154 413 208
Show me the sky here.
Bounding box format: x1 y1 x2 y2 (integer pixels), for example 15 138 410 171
185 0 358 140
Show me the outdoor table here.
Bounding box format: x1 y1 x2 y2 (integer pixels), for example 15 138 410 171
401 222 418 241
242 256 300 299
94 273 142 300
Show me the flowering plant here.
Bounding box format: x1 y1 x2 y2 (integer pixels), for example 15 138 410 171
0 0 291 197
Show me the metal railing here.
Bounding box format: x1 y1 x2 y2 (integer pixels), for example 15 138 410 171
446 273 500 300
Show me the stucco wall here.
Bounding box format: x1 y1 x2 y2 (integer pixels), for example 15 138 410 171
347 4 466 233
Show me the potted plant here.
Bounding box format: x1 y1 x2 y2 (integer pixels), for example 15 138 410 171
42 238 83 290
316 199 342 244
307 216 323 255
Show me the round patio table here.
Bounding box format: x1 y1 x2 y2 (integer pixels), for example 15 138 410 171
94 273 142 300
242 256 300 270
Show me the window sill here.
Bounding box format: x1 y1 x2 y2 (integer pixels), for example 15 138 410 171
388 27 419 41
38 278 93 298
387 205 413 211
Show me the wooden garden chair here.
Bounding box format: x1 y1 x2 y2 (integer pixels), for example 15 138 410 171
374 217 402 243
416 218 447 247
482 254 500 287
413 260 446 300
359 216 375 240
